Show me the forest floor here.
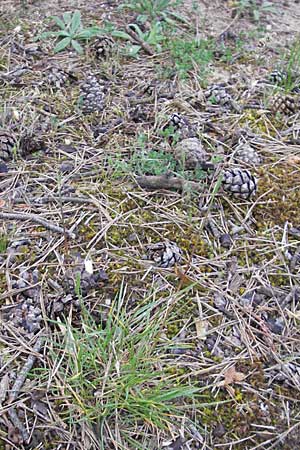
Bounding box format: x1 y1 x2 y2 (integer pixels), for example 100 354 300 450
0 0 300 449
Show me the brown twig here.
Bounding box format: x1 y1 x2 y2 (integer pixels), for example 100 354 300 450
9 336 44 403
7 336 44 444
0 212 76 239
7 407 30 443
19 196 97 205
135 174 204 192
125 26 155 56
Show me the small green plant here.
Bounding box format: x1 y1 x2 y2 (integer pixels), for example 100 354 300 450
234 0 275 22
112 21 165 57
108 148 176 177
74 272 82 299
0 234 8 253
120 0 185 24
284 38 300 92
167 38 214 81
135 148 177 175
37 10 102 54
159 124 180 144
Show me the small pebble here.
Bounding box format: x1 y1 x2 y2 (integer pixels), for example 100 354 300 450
60 162 74 173
219 233 232 248
0 161 8 173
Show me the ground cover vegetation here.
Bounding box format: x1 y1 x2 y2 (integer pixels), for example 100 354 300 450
0 0 300 448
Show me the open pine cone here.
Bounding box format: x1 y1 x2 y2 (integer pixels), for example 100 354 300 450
79 74 105 114
205 84 233 107
146 241 183 268
270 93 298 115
268 69 287 86
162 113 196 141
222 168 257 199
0 129 17 161
90 36 114 59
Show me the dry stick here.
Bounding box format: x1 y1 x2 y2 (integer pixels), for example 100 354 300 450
0 283 40 302
9 336 44 403
135 174 204 192
22 196 96 205
125 26 155 56
7 336 44 444
0 212 76 239
7 407 30 442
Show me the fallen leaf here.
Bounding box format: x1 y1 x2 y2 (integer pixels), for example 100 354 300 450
174 266 194 287
219 366 246 387
0 199 5 208
194 318 208 340
84 256 94 274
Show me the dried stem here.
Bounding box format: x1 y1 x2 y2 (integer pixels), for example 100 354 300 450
0 212 76 239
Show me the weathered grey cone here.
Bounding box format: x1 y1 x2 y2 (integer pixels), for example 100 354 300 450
79 74 105 114
5 299 42 335
146 241 183 268
47 66 69 88
234 142 261 166
90 36 114 59
174 137 208 169
0 130 17 161
205 84 233 107
222 168 257 199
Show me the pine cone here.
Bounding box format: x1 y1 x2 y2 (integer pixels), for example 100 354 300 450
269 69 287 85
79 74 105 114
20 131 47 157
174 138 208 169
162 113 196 141
205 84 233 107
222 168 257 199
234 142 261 166
146 241 183 268
270 93 298 115
46 66 70 88
5 299 42 334
0 130 17 161
90 36 114 59
63 266 108 296
48 293 81 319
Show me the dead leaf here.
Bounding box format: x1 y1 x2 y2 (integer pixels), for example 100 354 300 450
174 266 194 287
84 256 94 274
0 199 5 208
194 318 208 340
219 366 246 387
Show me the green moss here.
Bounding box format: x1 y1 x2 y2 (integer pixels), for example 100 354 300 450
255 162 300 226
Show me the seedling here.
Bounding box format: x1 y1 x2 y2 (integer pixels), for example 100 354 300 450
37 10 103 54
167 38 214 81
120 0 186 26
234 0 275 22
112 21 165 57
